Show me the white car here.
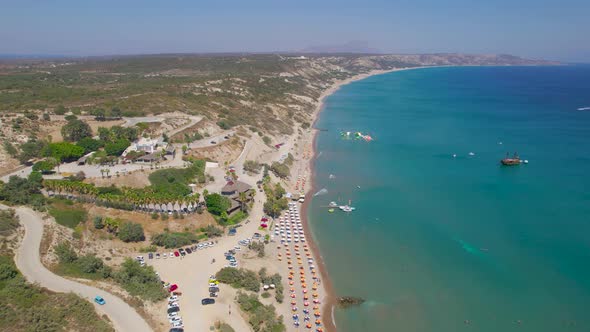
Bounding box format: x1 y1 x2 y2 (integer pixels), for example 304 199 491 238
169 251 174 258
163 253 167 259
171 321 184 328
197 244 204 250
168 312 179 319
167 303 179 309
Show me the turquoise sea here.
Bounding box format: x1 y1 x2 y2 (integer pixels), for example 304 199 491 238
308 66 590 332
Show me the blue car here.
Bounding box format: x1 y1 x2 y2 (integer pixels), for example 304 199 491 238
94 296 106 305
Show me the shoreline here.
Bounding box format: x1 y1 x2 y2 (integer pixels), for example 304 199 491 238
301 66 424 332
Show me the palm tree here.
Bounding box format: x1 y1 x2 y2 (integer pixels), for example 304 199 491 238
238 191 248 213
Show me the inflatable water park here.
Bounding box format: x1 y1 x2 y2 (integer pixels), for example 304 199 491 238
340 131 373 142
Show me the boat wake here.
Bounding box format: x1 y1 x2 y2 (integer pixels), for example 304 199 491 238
329 174 336 179
313 188 328 197
577 106 590 111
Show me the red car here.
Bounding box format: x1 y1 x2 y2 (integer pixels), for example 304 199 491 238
174 251 180 257
169 284 178 292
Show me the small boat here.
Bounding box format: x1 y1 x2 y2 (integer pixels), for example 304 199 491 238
328 209 334 213
328 201 338 207
501 152 521 166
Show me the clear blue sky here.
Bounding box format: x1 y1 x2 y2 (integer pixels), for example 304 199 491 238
1 0 588 62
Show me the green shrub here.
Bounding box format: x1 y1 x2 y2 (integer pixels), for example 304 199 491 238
117 222 145 242
114 258 167 301
261 292 271 299
151 232 198 248
0 209 19 237
215 267 260 292
93 216 105 229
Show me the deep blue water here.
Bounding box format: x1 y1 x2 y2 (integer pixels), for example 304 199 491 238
308 66 590 332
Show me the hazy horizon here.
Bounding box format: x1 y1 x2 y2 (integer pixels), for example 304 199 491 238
1 0 588 62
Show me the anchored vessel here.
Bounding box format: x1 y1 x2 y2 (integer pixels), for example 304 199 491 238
501 152 521 166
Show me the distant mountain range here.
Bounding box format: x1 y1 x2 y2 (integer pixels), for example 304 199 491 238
300 41 382 54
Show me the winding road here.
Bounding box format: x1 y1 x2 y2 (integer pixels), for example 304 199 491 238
2 205 153 332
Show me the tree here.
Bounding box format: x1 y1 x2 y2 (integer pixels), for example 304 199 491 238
42 113 51 121
98 127 112 141
118 222 145 242
54 105 67 115
243 160 262 173
77 137 104 153
61 119 92 142
270 162 290 178
110 107 122 118
18 139 48 164
32 160 56 174
3 141 18 158
47 142 85 162
104 138 130 156
205 193 231 216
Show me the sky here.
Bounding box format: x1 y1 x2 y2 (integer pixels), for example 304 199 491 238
1 0 589 62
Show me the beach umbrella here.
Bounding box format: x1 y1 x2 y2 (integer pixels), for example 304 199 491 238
316 319 322 326
288 275 293 280
289 281 294 285
291 300 297 305
314 311 321 317
304 294 309 300
290 287 295 292
313 293 319 298
292 307 298 312
303 289 308 293
306 323 312 329
304 301 310 306
313 299 320 304
291 294 296 298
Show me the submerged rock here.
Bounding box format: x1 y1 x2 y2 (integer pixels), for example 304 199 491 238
336 296 365 309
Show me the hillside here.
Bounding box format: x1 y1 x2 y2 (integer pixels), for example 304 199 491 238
0 53 557 136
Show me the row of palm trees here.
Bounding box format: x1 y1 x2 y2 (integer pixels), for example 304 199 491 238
43 179 203 214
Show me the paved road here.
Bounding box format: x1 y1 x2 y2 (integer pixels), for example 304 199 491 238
3 205 153 332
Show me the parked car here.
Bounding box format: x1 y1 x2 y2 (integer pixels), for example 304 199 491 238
229 262 238 267
178 248 186 256
210 141 216 144
169 295 178 302
94 296 106 305
201 298 215 305
174 251 180 257
167 303 179 309
171 321 184 328
209 287 219 293
148 252 154 259
167 306 180 314
185 247 192 254
169 252 174 258
209 292 218 297
156 253 161 259
169 328 184 332
169 284 179 292
228 228 237 236
163 253 167 259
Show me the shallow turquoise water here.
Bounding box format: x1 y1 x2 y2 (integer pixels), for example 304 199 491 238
308 66 590 332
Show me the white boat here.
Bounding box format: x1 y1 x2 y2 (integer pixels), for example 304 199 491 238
329 201 338 207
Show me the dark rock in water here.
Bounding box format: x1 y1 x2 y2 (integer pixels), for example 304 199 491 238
337 296 365 309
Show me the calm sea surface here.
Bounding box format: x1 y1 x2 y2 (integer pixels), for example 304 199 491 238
308 66 590 332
